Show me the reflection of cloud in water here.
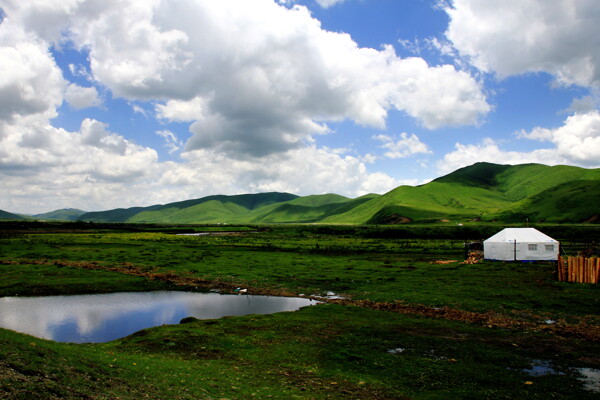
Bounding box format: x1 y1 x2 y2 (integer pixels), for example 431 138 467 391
0 292 316 343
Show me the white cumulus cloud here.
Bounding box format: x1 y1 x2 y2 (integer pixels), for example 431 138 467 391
0 21 64 123
64 83 101 110
445 0 600 88
373 133 432 159
156 129 183 153
4 0 490 160
519 111 600 166
437 138 563 175
438 110 600 174
155 97 207 122
315 0 347 8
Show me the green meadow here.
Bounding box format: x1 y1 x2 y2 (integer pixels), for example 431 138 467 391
1 223 599 399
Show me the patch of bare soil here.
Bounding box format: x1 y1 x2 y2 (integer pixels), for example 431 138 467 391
584 214 600 223
380 215 413 224
325 299 600 342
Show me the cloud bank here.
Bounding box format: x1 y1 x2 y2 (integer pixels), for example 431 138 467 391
0 0 493 213
445 0 600 88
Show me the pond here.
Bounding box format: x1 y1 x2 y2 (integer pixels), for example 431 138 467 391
0 291 318 343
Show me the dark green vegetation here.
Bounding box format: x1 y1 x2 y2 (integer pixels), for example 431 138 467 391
27 208 86 222
1 223 599 399
0 210 25 221
6 162 598 224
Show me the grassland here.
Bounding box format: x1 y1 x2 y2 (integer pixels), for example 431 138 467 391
1 223 599 399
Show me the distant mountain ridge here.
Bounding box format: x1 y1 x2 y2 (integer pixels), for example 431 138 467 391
4 163 600 224
30 208 87 221
0 210 26 221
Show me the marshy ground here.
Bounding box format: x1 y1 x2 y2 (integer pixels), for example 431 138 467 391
0 222 598 399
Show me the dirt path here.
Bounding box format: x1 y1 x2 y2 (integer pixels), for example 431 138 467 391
2 258 599 342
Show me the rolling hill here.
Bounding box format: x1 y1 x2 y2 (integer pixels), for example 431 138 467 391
29 208 87 221
125 192 299 224
0 210 25 221
324 162 600 224
10 162 600 224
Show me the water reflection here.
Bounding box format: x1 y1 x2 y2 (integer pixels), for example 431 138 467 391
0 291 317 343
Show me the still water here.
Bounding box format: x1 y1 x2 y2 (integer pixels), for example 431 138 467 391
0 291 317 343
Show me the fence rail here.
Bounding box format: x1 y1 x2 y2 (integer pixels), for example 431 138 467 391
557 256 600 284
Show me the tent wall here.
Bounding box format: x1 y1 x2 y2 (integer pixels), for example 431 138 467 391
483 240 558 261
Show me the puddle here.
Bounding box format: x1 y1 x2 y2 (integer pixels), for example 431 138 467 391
521 360 600 393
388 348 405 354
0 291 317 343
522 359 564 377
386 347 453 361
576 368 600 393
176 231 246 236
313 291 346 300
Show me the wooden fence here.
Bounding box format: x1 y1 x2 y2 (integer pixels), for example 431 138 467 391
557 256 600 284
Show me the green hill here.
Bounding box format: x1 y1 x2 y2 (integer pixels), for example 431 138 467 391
494 180 600 223
31 208 86 221
64 162 600 225
325 162 600 224
127 192 298 224
247 194 379 224
79 206 162 223
323 181 512 224
0 210 26 221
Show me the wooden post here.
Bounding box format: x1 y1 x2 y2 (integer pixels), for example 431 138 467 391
587 258 592 283
557 257 562 281
568 256 573 282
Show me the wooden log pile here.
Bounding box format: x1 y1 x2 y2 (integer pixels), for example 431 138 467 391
557 256 600 284
462 251 483 265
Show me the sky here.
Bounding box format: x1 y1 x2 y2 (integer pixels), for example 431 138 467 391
1 0 599 214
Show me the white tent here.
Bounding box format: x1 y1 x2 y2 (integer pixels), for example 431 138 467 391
483 228 559 261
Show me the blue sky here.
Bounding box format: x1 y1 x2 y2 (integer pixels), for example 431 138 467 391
1 0 599 213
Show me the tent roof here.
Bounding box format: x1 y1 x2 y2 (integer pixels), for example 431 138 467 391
484 228 557 243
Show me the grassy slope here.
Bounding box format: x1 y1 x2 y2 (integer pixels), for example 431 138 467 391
79 206 162 223
495 180 600 222
247 194 379 223
0 210 25 221
78 192 294 224
324 182 513 224
326 163 600 224
495 163 600 200
128 200 251 224
128 193 378 224
31 208 86 221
